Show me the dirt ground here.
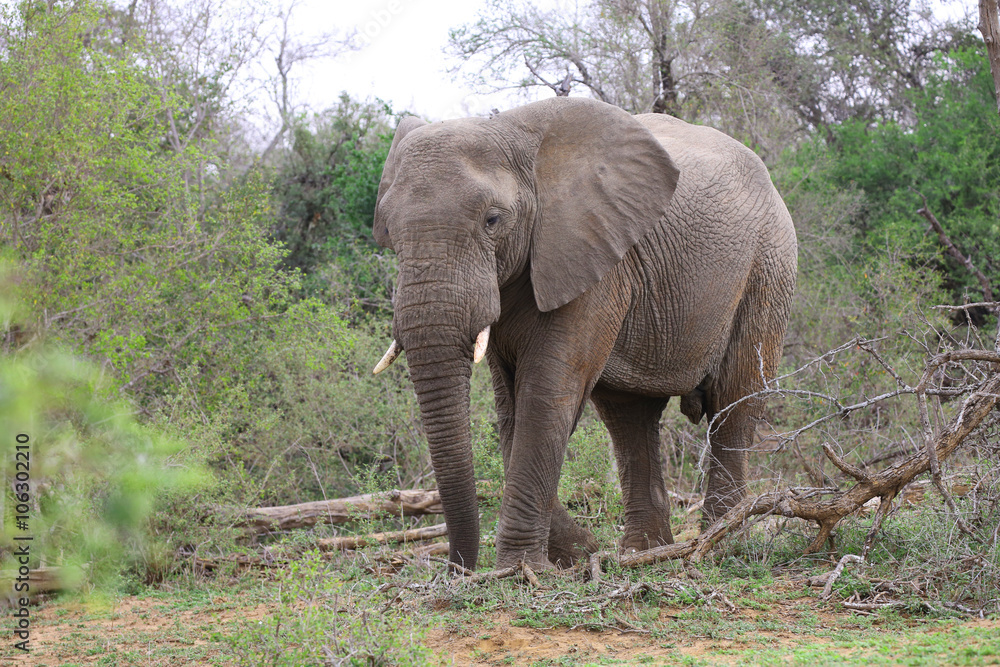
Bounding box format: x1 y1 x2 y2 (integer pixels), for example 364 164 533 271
18 592 1000 666
423 608 1000 666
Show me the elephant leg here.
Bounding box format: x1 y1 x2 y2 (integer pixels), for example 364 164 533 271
547 496 599 568
489 358 597 568
703 396 757 521
702 283 783 522
593 393 673 551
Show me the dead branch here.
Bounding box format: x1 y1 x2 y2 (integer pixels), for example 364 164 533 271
821 554 864 599
842 600 905 611
917 351 998 534
913 190 994 304
1 566 64 601
410 542 450 558
238 489 444 533
862 491 898 556
933 301 1000 312
238 486 499 534
822 444 872 483
611 370 1000 569
317 523 448 551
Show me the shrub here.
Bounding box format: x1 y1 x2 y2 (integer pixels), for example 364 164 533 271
0 262 206 592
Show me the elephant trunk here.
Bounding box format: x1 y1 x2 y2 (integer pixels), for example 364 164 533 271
394 277 493 570
406 346 479 569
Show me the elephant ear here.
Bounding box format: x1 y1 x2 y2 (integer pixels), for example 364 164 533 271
511 98 680 312
373 115 427 249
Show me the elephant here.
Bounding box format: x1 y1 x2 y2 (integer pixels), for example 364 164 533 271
371 97 797 571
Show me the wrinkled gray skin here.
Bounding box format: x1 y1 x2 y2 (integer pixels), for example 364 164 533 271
373 97 797 571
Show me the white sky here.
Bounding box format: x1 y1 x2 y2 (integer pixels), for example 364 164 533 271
293 0 557 121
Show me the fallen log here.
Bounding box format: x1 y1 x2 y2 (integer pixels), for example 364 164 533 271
318 523 448 551
239 484 501 534
239 489 445 533
1 566 65 602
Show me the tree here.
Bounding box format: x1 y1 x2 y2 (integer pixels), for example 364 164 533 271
981 0 1000 114
449 0 804 155
788 46 1000 317
270 95 395 279
448 0 972 157
749 0 973 126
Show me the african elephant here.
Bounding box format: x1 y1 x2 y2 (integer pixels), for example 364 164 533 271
371 97 797 571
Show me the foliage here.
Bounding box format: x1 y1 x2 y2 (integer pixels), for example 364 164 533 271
820 46 1000 306
0 262 206 592
225 551 437 667
270 94 395 279
560 422 620 515
0 2 300 410
0 1 415 570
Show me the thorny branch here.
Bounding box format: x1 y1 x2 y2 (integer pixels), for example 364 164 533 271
609 368 1000 570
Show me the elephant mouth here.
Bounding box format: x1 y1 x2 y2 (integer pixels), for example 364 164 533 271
372 325 491 375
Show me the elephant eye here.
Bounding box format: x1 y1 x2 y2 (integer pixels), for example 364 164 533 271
485 213 501 228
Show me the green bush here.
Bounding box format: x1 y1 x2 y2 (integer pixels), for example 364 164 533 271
0 263 206 592
785 46 999 312
270 95 395 280
226 551 437 666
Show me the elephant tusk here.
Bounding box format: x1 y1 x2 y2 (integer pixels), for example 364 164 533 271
372 339 402 375
473 326 490 364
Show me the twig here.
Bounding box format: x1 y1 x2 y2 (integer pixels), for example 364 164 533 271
933 301 1000 311
588 551 606 586
821 554 864 599
863 491 897 556
519 562 542 588
913 189 993 304
317 523 448 551
843 600 904 611
857 339 909 389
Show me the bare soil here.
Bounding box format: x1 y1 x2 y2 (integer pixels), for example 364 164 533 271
21 591 999 666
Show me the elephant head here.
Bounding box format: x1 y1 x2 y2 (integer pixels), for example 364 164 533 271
372 97 680 569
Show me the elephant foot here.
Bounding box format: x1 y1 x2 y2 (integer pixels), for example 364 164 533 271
547 526 598 568
548 501 598 568
620 524 674 553
494 548 556 571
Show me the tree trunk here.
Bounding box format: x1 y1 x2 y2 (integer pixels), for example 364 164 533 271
981 0 1000 115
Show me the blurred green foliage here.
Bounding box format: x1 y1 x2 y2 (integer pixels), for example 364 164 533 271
0 262 206 591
